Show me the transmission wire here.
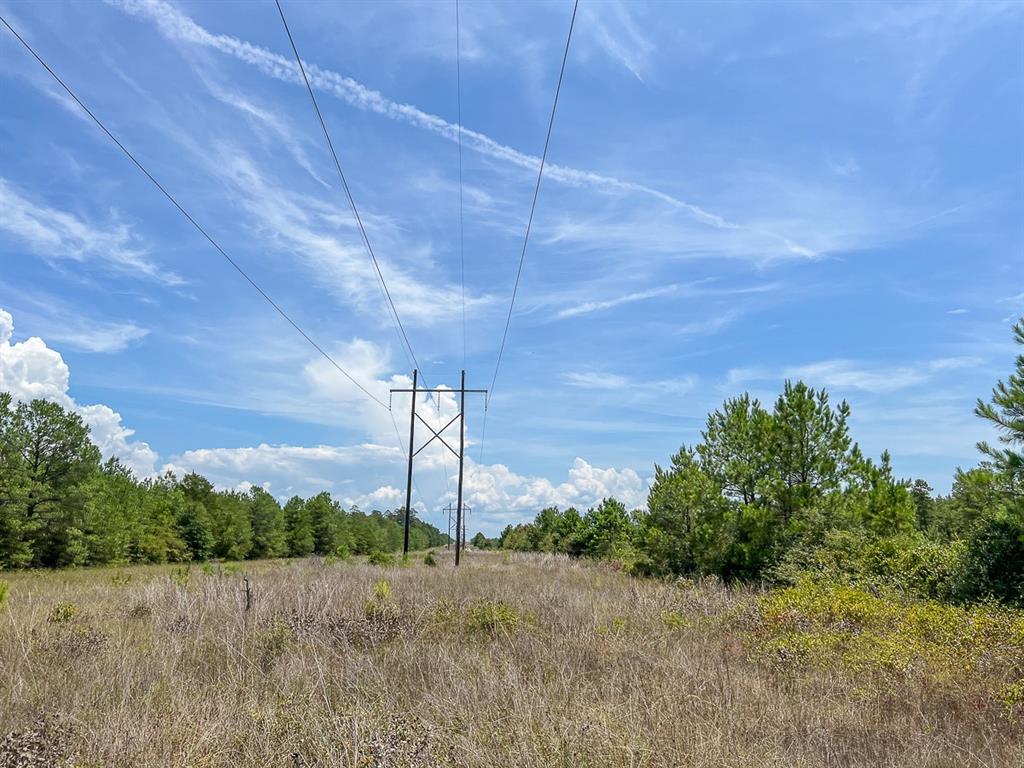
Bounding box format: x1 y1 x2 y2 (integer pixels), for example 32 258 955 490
0 13 391 411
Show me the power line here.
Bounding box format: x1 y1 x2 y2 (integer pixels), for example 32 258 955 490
275 0 454 515
274 0 426 380
487 0 579 399
471 0 579 494
0 14 391 412
456 0 466 370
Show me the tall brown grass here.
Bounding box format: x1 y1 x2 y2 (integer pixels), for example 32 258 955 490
0 551 1020 767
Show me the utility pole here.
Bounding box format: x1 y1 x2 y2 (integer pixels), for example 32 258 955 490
444 502 455 550
401 369 418 557
390 370 486 565
455 370 467 566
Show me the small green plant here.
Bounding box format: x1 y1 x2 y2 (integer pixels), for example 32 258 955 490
256 620 294 672
169 566 191 588
465 600 523 637
325 546 351 565
999 679 1024 719
661 610 690 630
423 552 437 567
367 550 397 567
364 578 396 620
110 571 132 586
0 581 8 608
48 601 79 624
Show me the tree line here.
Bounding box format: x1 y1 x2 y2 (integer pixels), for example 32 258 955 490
0 392 447 569
492 318 1024 606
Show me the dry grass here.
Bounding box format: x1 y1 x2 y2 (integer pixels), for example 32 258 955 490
0 551 1021 767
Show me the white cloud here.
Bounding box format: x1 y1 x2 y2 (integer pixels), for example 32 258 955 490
581 1 656 83
464 457 647 522
556 284 681 319
109 0 815 260
562 371 630 390
0 308 158 476
726 355 984 394
0 178 183 286
562 371 695 396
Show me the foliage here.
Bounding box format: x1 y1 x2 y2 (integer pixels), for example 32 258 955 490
464 599 524 637
423 552 437 566
504 321 1024 608
0 394 446 570
47 601 79 624
367 550 397 567
749 580 1024 686
975 317 1024 486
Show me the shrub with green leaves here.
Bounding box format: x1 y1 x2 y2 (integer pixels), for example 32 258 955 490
367 550 396 567
465 600 523 637
749 580 1024 686
423 552 437 567
0 581 8 608
48 601 79 624
364 578 396 620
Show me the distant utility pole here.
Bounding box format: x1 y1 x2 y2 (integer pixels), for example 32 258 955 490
390 370 486 564
443 502 471 552
444 502 455 550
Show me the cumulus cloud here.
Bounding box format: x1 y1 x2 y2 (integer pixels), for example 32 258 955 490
463 457 647 523
0 308 158 476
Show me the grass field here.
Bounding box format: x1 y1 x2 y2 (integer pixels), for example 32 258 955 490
1 551 1021 767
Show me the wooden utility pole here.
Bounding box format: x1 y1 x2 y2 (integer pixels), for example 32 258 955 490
390 370 486 564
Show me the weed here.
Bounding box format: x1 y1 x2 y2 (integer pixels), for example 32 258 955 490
0 580 8 608
47 602 79 624
364 578 397 621
169 566 191 589
423 552 437 567
661 610 690 630
110 571 132 586
465 600 523 637
256 620 294 672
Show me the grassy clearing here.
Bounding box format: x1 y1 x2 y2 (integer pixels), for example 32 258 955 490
0 552 1021 767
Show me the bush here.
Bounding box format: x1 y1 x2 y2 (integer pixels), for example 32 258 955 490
773 529 966 600
749 580 1024 684
0 581 7 607
423 552 437 567
364 579 396 620
465 600 523 637
48 601 79 624
367 550 396 567
958 505 1024 606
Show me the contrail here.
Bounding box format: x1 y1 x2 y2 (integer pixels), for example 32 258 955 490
108 0 813 256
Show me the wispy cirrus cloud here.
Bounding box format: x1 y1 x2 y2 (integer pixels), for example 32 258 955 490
108 0 814 259
556 284 681 319
727 355 983 394
580 1 655 83
0 178 183 286
563 370 696 395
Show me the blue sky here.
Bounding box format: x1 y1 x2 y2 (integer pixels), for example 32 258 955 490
1 0 1021 534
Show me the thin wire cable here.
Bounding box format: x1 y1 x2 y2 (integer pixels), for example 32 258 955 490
456 0 466 370
488 0 578 398
0 13 390 411
275 0 426 381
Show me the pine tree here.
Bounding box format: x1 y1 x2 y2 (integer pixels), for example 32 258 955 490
976 317 1024 489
